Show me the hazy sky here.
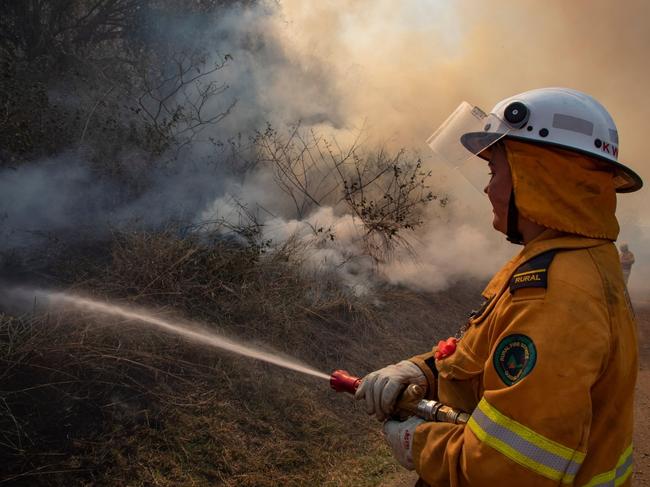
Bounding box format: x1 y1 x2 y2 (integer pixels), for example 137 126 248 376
279 1 649 193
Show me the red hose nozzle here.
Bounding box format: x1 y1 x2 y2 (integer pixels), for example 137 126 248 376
330 369 361 394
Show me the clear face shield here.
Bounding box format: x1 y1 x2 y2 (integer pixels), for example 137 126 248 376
426 102 513 191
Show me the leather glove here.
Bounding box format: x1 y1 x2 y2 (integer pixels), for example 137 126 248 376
383 416 425 470
354 360 427 421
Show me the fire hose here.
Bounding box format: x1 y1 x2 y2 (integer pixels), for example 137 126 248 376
330 369 470 424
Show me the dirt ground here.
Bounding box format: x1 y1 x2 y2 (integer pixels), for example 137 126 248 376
633 305 650 485
384 304 650 487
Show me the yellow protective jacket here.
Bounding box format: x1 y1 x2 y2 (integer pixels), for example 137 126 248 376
409 229 637 487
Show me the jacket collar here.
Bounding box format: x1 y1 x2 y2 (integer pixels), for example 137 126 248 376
481 229 610 299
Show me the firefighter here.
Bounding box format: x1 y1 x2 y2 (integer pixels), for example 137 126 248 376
619 243 635 285
355 88 642 486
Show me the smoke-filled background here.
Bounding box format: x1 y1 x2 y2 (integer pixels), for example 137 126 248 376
2 0 650 297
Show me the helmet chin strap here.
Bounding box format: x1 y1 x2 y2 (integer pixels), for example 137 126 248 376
506 189 524 245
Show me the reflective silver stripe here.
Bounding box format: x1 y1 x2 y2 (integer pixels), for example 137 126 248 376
472 405 582 478
587 454 633 487
581 446 633 487
617 452 633 477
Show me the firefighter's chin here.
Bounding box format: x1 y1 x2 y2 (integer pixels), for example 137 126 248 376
491 211 507 235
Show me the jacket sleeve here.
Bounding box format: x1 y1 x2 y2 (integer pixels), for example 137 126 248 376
412 285 610 487
409 350 438 400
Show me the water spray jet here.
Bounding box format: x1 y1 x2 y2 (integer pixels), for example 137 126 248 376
3 285 467 424
5 286 330 381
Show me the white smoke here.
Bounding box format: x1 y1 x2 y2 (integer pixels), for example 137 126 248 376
199 163 513 296
7 0 646 297
193 0 650 296
617 222 650 303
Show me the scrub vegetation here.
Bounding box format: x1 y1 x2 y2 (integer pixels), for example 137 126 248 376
0 1 466 485
0 232 475 485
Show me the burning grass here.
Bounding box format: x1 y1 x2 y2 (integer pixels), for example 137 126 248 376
0 231 478 485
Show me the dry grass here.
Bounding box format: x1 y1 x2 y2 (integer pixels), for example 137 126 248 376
0 231 479 486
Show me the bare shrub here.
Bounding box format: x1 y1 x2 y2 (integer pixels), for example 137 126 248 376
130 50 237 156
252 124 445 262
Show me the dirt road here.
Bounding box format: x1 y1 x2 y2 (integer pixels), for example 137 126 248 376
633 305 650 485
385 305 650 487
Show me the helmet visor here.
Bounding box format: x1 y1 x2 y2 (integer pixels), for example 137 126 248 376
426 101 512 190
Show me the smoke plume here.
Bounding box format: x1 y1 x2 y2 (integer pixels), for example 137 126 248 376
3 0 650 295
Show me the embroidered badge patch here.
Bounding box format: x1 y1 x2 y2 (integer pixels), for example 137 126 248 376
510 268 547 291
493 334 537 386
509 250 557 294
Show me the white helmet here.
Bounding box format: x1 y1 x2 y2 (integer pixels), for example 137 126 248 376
427 87 643 192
